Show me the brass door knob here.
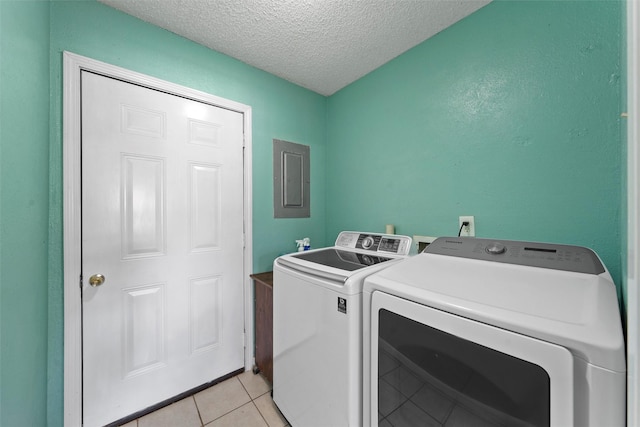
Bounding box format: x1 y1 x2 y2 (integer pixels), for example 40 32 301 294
89 274 106 287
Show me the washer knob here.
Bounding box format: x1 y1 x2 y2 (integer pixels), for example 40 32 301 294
362 236 375 249
485 242 506 255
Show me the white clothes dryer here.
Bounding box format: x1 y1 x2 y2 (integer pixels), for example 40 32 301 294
363 237 625 427
273 231 412 427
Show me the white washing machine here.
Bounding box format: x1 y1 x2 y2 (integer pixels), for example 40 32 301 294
363 237 626 427
273 231 412 427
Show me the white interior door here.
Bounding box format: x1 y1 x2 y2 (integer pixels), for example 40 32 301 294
81 71 245 426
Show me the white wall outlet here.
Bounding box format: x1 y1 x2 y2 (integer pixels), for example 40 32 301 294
458 216 475 237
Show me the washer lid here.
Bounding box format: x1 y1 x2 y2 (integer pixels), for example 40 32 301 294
274 231 412 295
292 248 393 271
364 245 625 372
274 231 412 285
276 246 408 293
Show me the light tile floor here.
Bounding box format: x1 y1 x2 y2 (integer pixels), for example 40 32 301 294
119 371 288 427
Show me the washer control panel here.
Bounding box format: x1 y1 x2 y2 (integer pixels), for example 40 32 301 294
424 237 605 275
335 231 412 255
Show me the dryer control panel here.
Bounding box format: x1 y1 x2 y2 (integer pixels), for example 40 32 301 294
335 231 412 255
425 237 605 275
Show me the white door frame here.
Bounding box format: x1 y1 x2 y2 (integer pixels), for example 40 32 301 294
62 51 253 426
628 0 639 425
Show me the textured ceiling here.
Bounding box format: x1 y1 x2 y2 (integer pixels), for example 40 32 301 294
99 0 491 96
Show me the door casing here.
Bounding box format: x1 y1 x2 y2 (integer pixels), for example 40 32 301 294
62 51 253 426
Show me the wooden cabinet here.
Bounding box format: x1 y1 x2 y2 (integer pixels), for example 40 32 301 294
251 272 273 383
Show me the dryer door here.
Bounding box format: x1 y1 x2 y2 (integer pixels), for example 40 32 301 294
369 291 574 427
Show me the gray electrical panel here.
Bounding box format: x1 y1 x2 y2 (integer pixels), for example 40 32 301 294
273 139 310 218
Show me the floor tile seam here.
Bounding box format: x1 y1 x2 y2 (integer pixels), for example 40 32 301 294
384 364 440 394
408 383 459 425
440 400 457 425
381 390 411 418
207 396 253 423
236 375 255 399
250 399 272 427
447 399 504 427
190 395 205 427
196 380 253 425
250 388 273 402
379 364 401 379
251 389 285 427
201 400 263 427
385 399 444 426
380 376 420 401
384 371 460 413
239 374 273 401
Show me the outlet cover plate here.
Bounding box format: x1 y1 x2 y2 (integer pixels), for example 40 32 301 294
458 216 475 237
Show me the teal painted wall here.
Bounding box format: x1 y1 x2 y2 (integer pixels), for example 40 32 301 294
46 2 327 424
0 0 627 425
327 1 623 288
0 1 51 426
48 1 328 273
620 1 629 320
1 1 327 424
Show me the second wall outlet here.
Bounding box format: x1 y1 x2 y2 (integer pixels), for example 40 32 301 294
413 235 437 253
459 216 475 237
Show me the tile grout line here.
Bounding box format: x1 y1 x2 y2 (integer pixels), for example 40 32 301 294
206 377 252 425
251 400 271 427
237 375 252 399
237 376 269 426
133 373 276 427
237 373 279 427
191 395 205 427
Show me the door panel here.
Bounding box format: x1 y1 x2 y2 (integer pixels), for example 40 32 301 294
81 71 245 426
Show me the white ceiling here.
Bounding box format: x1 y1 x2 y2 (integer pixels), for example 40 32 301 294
99 0 491 96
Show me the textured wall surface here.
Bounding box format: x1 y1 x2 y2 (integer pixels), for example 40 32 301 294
0 1 51 426
327 1 623 286
2 1 326 425
0 0 625 425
